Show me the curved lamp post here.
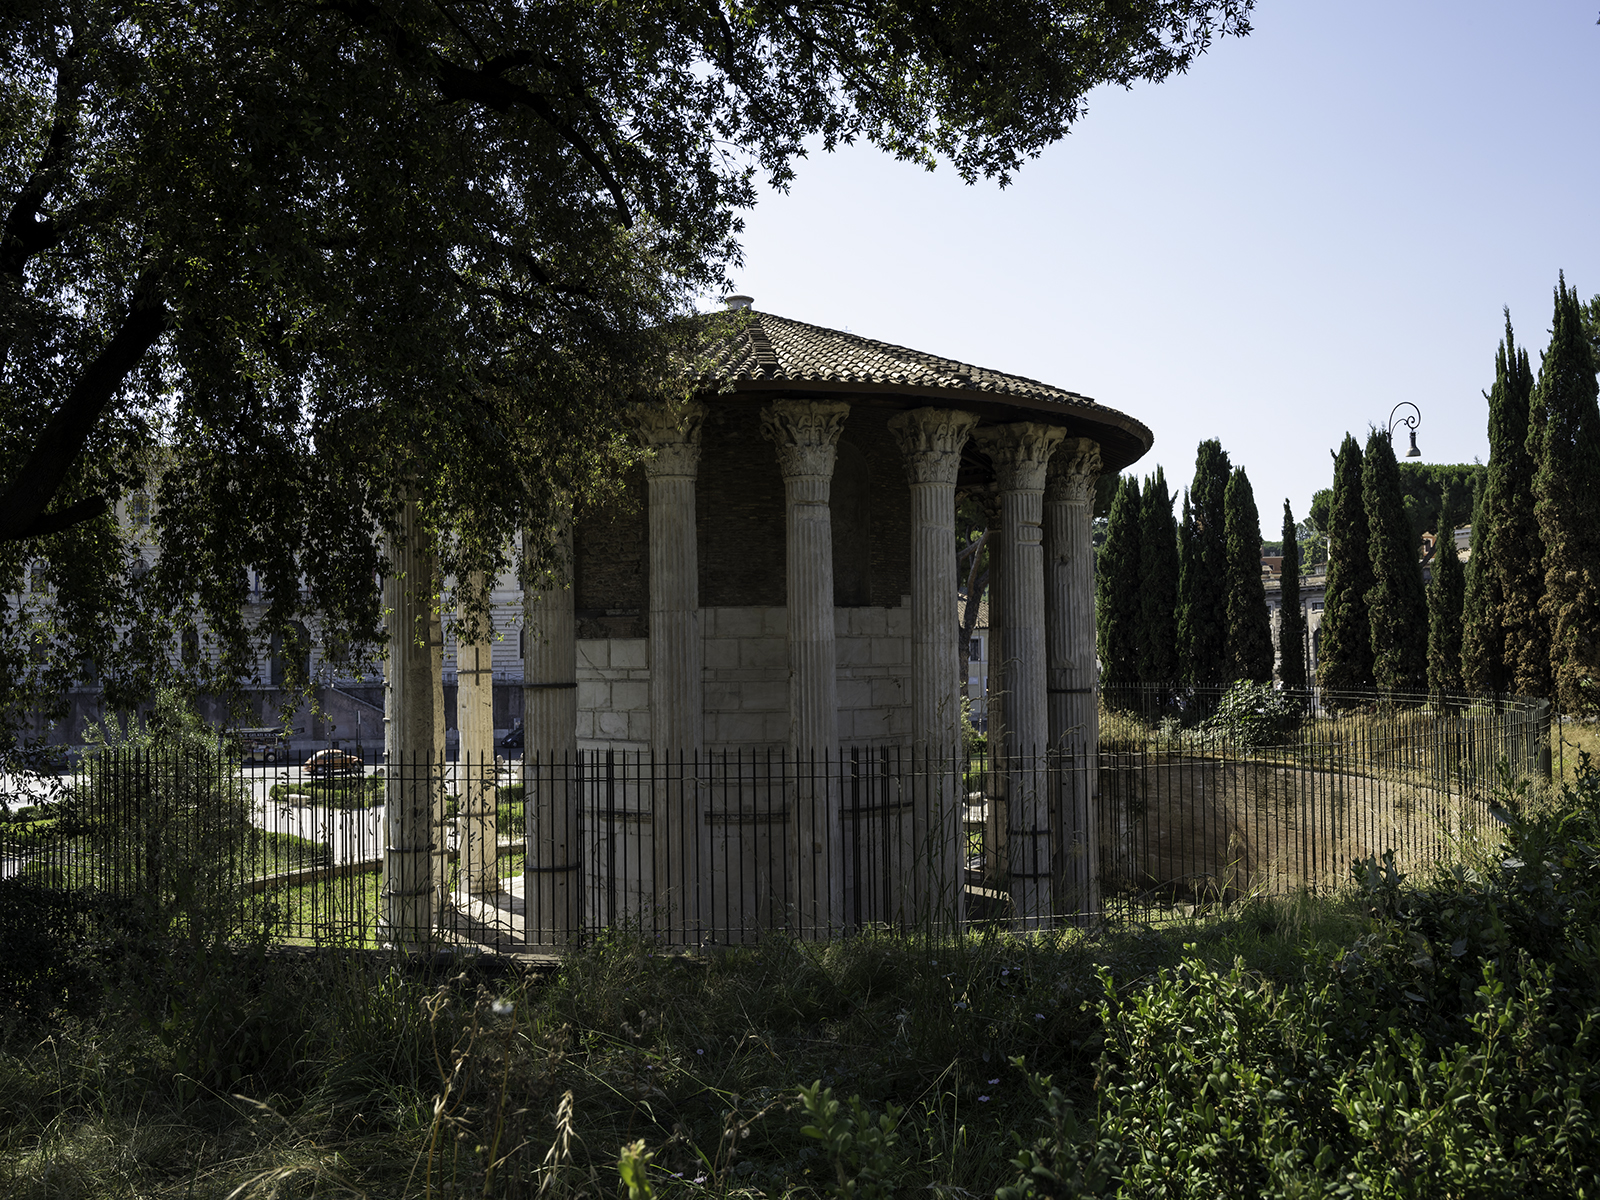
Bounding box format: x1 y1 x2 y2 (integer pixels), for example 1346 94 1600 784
1388 402 1422 458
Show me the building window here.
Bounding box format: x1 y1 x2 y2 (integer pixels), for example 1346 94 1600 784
129 491 152 527
28 560 48 593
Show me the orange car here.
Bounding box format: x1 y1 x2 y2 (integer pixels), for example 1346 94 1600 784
303 749 363 777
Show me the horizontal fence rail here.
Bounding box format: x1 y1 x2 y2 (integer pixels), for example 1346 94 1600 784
0 686 1553 951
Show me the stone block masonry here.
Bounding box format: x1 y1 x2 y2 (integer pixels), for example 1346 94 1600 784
570 604 912 754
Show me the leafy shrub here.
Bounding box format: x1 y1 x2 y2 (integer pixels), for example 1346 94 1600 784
998 761 1600 1198
267 772 383 809
1202 680 1304 749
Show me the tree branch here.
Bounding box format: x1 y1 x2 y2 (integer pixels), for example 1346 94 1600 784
320 1 636 226
0 272 168 542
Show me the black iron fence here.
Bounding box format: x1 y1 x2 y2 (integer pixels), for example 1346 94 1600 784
0 685 1553 950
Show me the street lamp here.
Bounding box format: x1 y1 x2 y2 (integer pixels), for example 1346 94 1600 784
1388 402 1422 458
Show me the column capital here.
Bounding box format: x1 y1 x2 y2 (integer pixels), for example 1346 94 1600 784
974 422 1066 494
1045 437 1103 504
761 400 850 480
888 407 980 487
634 401 707 479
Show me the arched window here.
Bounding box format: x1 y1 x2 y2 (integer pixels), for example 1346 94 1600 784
28 560 48 593
128 492 152 527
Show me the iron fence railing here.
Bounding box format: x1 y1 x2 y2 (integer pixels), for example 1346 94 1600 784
0 687 1553 951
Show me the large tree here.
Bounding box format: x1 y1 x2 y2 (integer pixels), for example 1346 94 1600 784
1317 434 1374 698
1137 466 1179 685
1531 274 1600 713
1277 500 1306 691
1177 438 1230 683
1222 466 1271 682
1097 475 1143 700
0 0 1254 728
1363 428 1429 696
1462 311 1542 697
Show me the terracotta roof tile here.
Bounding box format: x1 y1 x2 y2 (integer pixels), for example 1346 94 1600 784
712 311 1100 411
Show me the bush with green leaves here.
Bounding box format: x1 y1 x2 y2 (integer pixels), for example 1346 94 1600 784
997 764 1600 1199
1201 680 1304 749
76 688 254 946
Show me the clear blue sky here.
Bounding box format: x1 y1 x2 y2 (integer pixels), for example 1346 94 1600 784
715 1 1600 537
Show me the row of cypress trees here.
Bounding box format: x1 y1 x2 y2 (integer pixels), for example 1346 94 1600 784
1097 440 1275 693
1458 278 1600 712
1317 429 1432 696
1320 274 1600 711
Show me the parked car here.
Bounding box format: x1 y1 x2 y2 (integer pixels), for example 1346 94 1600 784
304 749 363 777
498 725 524 750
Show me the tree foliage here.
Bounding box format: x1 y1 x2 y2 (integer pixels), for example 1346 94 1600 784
0 0 1254 732
1222 466 1271 683
1137 466 1179 685
1277 500 1306 691
1531 274 1600 714
1394 462 1485 554
1427 509 1465 704
1096 475 1143 696
1317 435 1374 697
1177 439 1230 684
1363 429 1429 696
1463 311 1542 697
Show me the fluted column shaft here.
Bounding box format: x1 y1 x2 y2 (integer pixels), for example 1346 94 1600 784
458 570 498 895
890 407 978 924
976 487 1007 882
523 508 579 945
763 399 849 936
1045 440 1103 918
638 402 706 941
975 423 1065 928
383 498 444 949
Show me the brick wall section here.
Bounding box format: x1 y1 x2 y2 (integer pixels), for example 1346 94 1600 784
841 404 914 610
697 404 787 608
574 467 649 639
572 603 911 754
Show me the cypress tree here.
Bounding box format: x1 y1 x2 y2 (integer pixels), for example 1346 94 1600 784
1223 467 1273 682
1460 473 1500 694
1137 466 1180 685
1317 434 1375 697
1364 428 1430 696
1463 311 1543 697
1531 274 1600 713
1096 475 1143 700
1177 439 1231 684
1278 500 1307 691
1427 508 1466 704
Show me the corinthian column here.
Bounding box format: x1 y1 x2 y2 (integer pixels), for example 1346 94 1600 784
523 506 580 946
973 485 1007 884
762 399 849 937
457 570 498 895
889 406 979 925
1045 440 1102 919
383 498 445 950
636 401 707 943
974 422 1065 929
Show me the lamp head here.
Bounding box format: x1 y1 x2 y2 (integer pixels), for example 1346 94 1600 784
1406 429 1421 458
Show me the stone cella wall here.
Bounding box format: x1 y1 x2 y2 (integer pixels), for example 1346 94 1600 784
573 603 911 753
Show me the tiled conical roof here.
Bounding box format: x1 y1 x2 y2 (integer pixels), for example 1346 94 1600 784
704 309 1153 471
